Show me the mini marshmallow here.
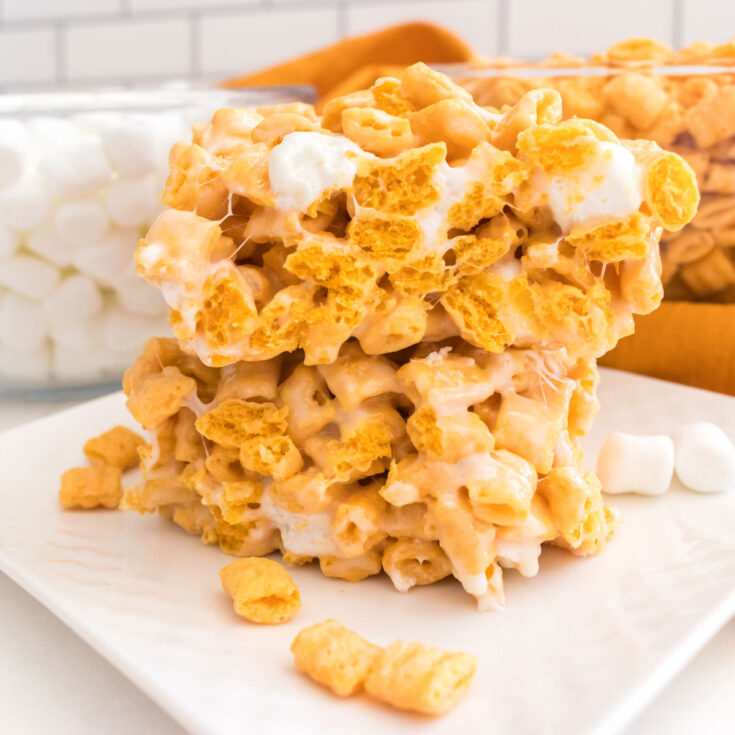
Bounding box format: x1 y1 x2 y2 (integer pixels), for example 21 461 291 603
52 312 105 351
38 134 111 198
72 228 138 286
116 275 168 316
25 117 79 160
102 308 169 352
0 343 51 383
52 343 118 384
0 291 47 351
0 176 52 231
43 274 103 328
26 229 75 267
101 118 158 177
105 176 158 227
0 255 60 300
597 431 675 496
54 199 109 248
0 225 18 260
0 119 27 187
674 422 735 493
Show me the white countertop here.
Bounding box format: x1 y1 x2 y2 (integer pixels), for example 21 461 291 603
0 397 733 735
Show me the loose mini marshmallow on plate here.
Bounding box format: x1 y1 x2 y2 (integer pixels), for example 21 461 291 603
0 343 51 383
0 119 27 187
0 225 18 260
72 228 138 286
0 175 52 231
38 134 111 198
0 291 47 351
596 431 675 496
54 199 110 249
101 118 158 177
43 274 103 328
0 254 60 300
674 422 735 493
26 229 75 267
105 177 159 227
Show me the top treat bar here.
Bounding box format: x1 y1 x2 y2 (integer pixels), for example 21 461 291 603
136 63 698 367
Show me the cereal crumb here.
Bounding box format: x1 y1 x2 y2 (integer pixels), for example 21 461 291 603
83 425 145 470
291 619 382 696
219 557 300 624
59 466 123 509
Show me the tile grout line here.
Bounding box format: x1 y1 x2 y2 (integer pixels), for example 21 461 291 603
496 0 508 56
672 0 684 49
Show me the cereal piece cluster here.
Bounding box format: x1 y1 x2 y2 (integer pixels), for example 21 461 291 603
135 63 696 367
59 423 144 509
220 557 300 624
291 619 477 715
108 65 698 610
460 37 734 302
121 336 615 609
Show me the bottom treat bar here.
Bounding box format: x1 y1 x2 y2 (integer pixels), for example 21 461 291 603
121 337 617 610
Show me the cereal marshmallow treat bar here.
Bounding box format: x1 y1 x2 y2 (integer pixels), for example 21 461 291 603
121 64 698 609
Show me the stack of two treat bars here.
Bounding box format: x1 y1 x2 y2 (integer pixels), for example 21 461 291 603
121 63 698 610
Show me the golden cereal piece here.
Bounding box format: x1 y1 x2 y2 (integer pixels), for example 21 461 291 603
291 619 382 696
465 449 538 525
59 466 122 510
441 273 514 353
491 88 563 152
347 212 422 261
370 76 412 116
83 425 144 470
382 539 451 592
409 98 492 160
321 89 376 133
399 62 473 109
642 151 700 232
342 107 415 158
251 112 321 147
407 408 493 462
603 73 668 130
319 548 383 582
331 488 388 558
606 37 673 64
451 234 511 275
685 86 735 148
353 142 445 215
220 141 274 207
364 639 478 715
565 213 650 263
219 557 300 624
126 365 197 430
195 398 302 480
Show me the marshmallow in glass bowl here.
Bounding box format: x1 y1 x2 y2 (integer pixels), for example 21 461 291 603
0 86 312 397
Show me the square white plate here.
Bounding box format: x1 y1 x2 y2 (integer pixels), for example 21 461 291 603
1 368 734 735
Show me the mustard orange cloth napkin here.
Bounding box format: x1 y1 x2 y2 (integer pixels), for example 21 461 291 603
221 22 735 396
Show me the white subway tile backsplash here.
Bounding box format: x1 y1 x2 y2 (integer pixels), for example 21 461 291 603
200 7 339 77
66 17 191 81
346 0 498 56
682 0 735 46
0 27 56 85
508 0 674 60
0 0 732 91
2 0 120 23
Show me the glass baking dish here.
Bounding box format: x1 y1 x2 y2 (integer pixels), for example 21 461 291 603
442 50 735 305
0 85 313 400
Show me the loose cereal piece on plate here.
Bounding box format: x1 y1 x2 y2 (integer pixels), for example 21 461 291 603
59 466 123 509
83 425 145 470
364 639 478 715
291 619 382 697
219 557 300 624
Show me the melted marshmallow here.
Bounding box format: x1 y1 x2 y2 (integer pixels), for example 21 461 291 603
259 488 339 557
538 142 642 233
268 131 364 212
